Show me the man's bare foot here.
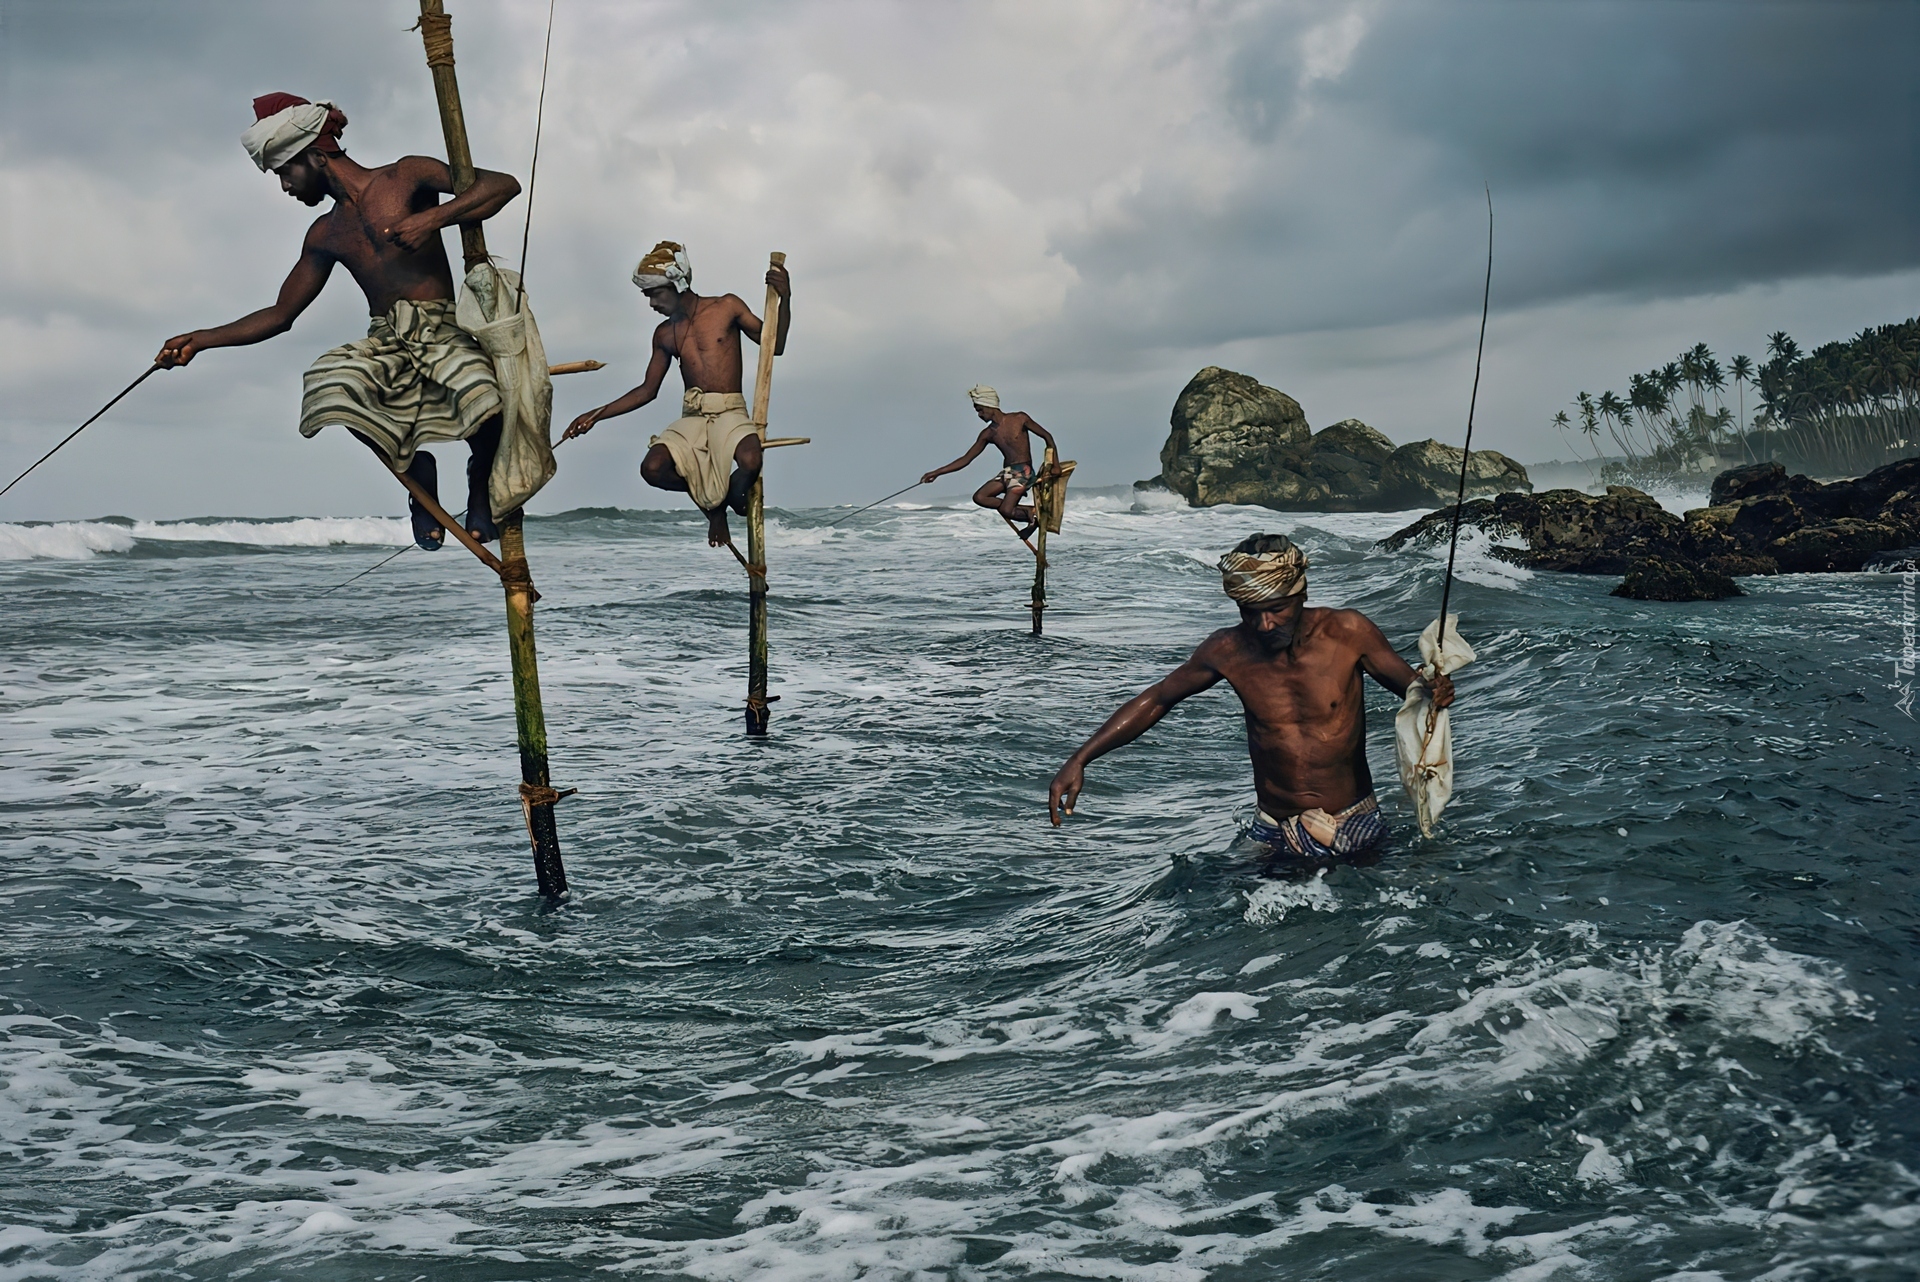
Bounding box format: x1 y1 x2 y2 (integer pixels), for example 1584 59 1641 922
706 506 731 546
1015 520 1038 540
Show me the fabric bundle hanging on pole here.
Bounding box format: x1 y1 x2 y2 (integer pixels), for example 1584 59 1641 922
1394 614 1476 836
455 261 557 515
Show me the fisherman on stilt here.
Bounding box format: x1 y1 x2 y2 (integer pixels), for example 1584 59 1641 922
1047 533 1456 865
155 95 523 551
921 386 1057 541
561 242 792 548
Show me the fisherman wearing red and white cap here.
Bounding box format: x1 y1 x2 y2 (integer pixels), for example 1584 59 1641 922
156 95 522 551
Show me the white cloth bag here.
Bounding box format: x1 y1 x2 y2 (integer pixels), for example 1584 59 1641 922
455 262 556 516
1394 613 1476 837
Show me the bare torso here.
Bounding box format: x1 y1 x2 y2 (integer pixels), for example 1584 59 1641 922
655 293 757 394
1195 609 1378 815
983 412 1041 469
308 158 460 314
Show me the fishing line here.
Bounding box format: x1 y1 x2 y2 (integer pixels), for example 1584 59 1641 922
318 544 414 597
512 0 559 308
1436 186 1493 632
825 480 926 528
1 364 162 500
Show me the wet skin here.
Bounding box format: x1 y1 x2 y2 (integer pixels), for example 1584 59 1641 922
921 405 1057 535
562 268 793 546
154 149 521 543
1048 597 1456 825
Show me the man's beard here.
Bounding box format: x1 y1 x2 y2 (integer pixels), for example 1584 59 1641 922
1254 625 1297 654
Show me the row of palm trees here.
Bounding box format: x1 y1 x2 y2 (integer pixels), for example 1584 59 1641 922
1753 319 1919 475
1550 343 1750 483
1550 317 1919 483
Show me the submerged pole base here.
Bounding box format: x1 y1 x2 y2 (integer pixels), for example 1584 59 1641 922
744 695 776 737
519 783 575 900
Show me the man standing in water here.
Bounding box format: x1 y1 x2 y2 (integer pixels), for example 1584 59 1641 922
1047 534 1455 862
561 241 793 547
920 386 1057 539
156 95 522 550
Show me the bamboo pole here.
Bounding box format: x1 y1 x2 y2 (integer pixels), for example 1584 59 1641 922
745 252 786 736
415 0 567 898
1030 446 1055 635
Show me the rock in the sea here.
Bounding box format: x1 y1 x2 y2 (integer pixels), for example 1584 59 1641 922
1159 367 1310 507
1155 367 1531 511
1379 456 1920 597
1379 439 1534 509
1611 558 1744 601
1302 419 1397 510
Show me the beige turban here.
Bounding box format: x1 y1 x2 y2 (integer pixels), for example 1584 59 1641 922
1219 540 1308 606
968 385 1000 409
632 241 692 292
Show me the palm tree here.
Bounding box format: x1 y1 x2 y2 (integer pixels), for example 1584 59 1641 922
1730 354 1754 460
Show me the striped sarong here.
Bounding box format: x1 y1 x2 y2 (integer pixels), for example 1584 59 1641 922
299 298 501 469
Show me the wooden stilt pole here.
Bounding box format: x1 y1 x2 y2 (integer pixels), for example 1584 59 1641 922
416 0 567 898
1030 447 1055 635
744 252 786 736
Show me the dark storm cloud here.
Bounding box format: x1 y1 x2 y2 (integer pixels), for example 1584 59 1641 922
1046 0 1919 366
2 0 1915 518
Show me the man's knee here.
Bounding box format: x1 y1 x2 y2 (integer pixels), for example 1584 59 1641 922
733 436 763 470
640 445 678 487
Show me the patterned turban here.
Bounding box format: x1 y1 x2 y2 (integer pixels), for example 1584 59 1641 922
968 385 1000 409
632 241 693 293
1219 537 1308 606
241 94 347 172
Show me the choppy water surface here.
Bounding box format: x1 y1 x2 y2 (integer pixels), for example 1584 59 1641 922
3 490 1917 1280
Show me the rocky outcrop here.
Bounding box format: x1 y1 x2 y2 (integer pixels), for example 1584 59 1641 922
1379 439 1534 509
1379 456 1920 597
1159 367 1309 507
1156 367 1531 511
1611 559 1744 602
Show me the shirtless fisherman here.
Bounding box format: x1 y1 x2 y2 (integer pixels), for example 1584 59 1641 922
561 242 792 547
920 386 1056 539
156 95 522 550
1047 534 1456 863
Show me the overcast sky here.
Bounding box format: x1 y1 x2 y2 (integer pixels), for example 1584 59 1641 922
2 0 1914 520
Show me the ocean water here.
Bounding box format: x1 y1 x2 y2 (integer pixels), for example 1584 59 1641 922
2 488 1916 1280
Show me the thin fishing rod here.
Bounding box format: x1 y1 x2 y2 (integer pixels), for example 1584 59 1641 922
1 364 162 500
515 0 558 300
825 479 925 528
318 544 413 597
1436 187 1493 633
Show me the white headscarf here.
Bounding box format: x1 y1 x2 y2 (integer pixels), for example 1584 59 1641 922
968 385 1000 409
632 241 693 293
240 101 343 173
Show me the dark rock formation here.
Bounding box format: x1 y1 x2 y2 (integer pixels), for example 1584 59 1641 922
1157 367 1531 511
1379 439 1534 509
1611 559 1744 601
1380 456 1920 597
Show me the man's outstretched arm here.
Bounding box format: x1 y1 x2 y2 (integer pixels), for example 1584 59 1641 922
921 429 991 484
157 226 334 366
1353 613 1454 707
563 338 672 439
1048 651 1224 825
